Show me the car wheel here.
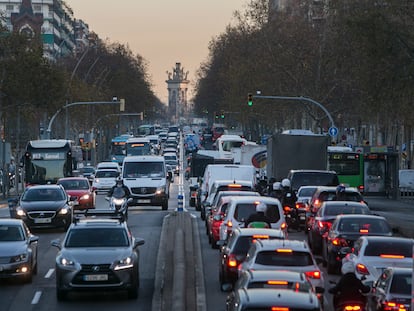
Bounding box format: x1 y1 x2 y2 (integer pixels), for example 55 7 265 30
127 284 139 299
161 201 168 210
56 289 67 301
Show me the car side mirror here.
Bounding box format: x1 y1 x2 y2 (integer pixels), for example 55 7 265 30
51 239 62 250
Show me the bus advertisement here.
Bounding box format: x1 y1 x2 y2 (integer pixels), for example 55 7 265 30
110 134 133 165
24 139 76 185
327 146 364 192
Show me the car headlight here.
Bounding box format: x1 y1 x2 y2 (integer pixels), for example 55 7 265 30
58 256 75 267
16 207 26 217
155 187 165 195
59 207 70 215
80 194 90 201
11 252 28 263
94 178 100 183
114 256 133 270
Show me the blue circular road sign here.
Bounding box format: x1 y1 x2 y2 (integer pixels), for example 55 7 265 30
328 126 338 137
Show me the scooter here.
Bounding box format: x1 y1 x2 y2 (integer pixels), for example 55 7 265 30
106 193 132 220
283 205 300 231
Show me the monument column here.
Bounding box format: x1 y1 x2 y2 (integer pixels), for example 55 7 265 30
166 62 189 123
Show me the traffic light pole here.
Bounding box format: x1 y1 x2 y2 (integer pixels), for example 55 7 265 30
251 95 335 130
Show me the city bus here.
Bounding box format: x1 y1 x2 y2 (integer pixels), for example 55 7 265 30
327 146 364 192
125 137 152 156
137 124 155 136
110 134 133 165
24 139 76 185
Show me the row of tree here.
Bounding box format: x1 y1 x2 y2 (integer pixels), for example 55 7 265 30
0 23 164 150
194 0 414 150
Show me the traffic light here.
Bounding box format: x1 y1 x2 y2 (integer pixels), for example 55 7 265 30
220 111 225 119
215 112 219 119
248 93 253 106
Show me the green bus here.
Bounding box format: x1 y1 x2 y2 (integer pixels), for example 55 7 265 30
327 146 364 192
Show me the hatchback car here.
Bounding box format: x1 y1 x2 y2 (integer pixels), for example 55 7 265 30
57 177 96 210
14 184 75 230
238 239 324 290
51 213 145 300
163 152 179 175
369 267 412 311
226 288 322 311
341 236 413 286
322 214 394 274
218 227 285 290
219 196 286 241
307 201 371 254
0 219 39 283
92 169 119 193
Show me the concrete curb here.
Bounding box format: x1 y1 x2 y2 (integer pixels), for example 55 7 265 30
152 211 206 311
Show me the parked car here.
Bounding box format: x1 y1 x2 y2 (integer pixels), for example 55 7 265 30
14 184 75 230
0 218 39 283
307 201 371 254
57 177 96 210
368 267 412 311
341 236 413 285
322 214 394 274
51 212 145 300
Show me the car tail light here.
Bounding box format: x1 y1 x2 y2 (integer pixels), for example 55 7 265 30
313 199 321 208
317 220 332 231
267 280 288 285
356 263 369 275
331 237 348 247
227 254 238 268
283 206 291 213
276 249 292 253
358 185 364 192
344 306 362 311
228 184 242 188
280 222 287 230
305 270 321 279
252 235 269 239
271 308 289 311
226 220 233 228
380 254 405 259
383 302 408 311
295 202 306 209
359 229 369 234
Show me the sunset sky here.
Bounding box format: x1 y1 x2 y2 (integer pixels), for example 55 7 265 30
67 0 247 103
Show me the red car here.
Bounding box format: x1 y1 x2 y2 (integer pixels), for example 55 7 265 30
57 177 96 210
207 196 233 249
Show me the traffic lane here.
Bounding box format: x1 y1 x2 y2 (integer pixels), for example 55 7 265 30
196 212 341 311
0 191 172 311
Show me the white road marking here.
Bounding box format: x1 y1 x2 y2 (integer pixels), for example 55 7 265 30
44 268 54 278
31 291 42 304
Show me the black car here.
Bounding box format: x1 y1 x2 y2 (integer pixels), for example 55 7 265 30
368 267 411 311
13 184 76 230
51 211 145 300
307 201 371 254
322 214 393 274
0 219 39 283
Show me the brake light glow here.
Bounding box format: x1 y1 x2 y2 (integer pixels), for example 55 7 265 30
356 263 369 275
383 302 407 311
305 270 321 279
226 220 233 227
227 255 238 268
313 199 321 207
272 308 289 311
276 249 292 253
332 238 348 247
267 280 288 285
380 254 404 259
228 184 242 188
280 222 287 230
252 235 269 239
359 229 369 234
344 306 361 311
317 221 332 231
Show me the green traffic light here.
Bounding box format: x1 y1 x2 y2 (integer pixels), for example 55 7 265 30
221 114 225 119
248 93 253 106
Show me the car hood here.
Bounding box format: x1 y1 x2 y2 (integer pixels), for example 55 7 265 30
20 200 67 211
61 248 132 263
0 241 29 256
124 178 166 188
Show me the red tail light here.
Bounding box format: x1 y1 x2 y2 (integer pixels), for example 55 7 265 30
271 308 289 311
317 220 332 231
358 185 364 192
356 263 369 275
227 254 238 268
383 302 407 311
226 220 233 228
331 237 348 247
305 270 321 279
344 306 362 311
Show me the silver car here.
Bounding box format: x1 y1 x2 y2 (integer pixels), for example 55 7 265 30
51 214 145 300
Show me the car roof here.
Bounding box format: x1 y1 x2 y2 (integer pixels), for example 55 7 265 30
335 214 386 221
26 184 63 190
358 235 413 243
314 186 360 192
163 152 177 157
255 239 309 251
233 228 285 238
321 201 368 208
289 169 337 174
123 155 165 162
228 196 281 204
241 269 308 282
237 288 320 308
0 218 25 226
58 177 89 182
212 180 253 186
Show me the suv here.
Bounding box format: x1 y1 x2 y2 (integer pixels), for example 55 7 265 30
51 212 145 300
287 169 339 193
122 155 172 210
219 196 286 241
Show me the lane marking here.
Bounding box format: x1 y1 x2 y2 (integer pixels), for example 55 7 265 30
45 268 54 279
31 291 42 304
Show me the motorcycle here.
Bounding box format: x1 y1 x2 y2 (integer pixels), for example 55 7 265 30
106 188 132 220
283 205 300 231
329 280 369 311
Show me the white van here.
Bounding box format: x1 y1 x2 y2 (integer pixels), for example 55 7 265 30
213 134 247 160
122 156 172 210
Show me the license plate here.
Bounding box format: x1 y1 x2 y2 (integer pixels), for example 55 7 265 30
83 274 108 281
300 215 306 220
34 218 52 224
137 199 151 203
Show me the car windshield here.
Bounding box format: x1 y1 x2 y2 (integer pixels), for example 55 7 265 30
0 225 24 241
255 251 314 266
123 162 164 178
59 179 90 190
338 218 391 234
364 240 412 257
22 188 66 201
65 228 129 247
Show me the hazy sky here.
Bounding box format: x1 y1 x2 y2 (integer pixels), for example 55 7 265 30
67 0 247 103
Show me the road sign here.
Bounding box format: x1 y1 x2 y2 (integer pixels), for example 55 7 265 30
328 126 338 137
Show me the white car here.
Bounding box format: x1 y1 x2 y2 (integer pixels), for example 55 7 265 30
296 185 318 206
341 236 413 286
219 196 286 241
238 239 324 290
92 169 119 193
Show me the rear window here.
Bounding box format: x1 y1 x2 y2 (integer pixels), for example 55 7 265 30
233 235 284 255
324 205 369 216
318 191 363 202
95 170 118 178
390 274 412 295
364 240 412 257
234 203 280 223
338 218 391 234
298 187 317 197
255 251 314 266
290 172 339 191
